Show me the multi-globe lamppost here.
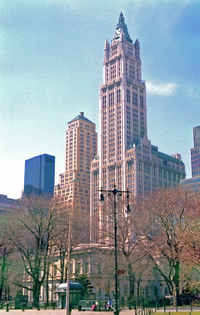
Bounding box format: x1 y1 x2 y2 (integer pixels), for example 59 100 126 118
100 185 131 315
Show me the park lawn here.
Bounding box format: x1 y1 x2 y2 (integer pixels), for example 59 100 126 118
153 312 200 315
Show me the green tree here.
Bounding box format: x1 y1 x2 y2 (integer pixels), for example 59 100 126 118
74 274 93 299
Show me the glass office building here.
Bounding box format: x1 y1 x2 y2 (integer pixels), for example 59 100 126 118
24 154 55 197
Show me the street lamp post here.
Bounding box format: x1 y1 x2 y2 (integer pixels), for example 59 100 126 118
66 215 71 315
100 185 130 315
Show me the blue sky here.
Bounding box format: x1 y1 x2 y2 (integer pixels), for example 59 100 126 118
1 0 200 198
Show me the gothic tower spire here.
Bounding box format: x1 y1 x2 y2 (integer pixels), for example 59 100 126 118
113 12 132 43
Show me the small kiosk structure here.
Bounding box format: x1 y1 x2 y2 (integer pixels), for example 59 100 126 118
56 282 83 309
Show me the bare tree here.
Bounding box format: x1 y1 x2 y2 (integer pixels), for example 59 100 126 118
180 194 200 281
142 187 196 307
45 198 91 296
8 196 56 308
0 214 14 302
52 209 70 284
99 194 148 305
118 200 148 305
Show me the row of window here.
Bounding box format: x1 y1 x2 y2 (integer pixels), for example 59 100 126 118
127 89 144 107
105 59 121 81
102 90 144 108
102 89 121 107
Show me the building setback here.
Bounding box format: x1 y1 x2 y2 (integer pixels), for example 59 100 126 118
90 13 185 243
54 112 97 215
24 153 55 197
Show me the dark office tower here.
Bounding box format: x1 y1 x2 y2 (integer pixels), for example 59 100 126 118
24 154 55 197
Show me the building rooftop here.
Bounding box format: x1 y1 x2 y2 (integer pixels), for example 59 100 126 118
25 153 55 162
151 145 184 166
69 112 93 124
0 194 20 214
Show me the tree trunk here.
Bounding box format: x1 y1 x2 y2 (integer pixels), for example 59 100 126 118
0 286 3 302
127 263 135 308
45 263 50 306
137 278 142 305
0 255 7 302
173 261 180 307
33 281 41 308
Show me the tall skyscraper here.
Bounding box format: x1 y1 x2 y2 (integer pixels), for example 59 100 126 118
24 154 55 197
191 125 200 177
54 112 97 215
90 13 185 243
181 126 200 191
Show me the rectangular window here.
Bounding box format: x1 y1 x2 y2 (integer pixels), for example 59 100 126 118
140 95 144 108
127 89 130 103
129 64 135 80
106 68 109 81
118 60 121 76
133 92 138 106
109 93 114 106
102 95 106 107
116 89 121 104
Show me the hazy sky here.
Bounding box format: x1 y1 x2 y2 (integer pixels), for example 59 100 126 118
1 0 200 199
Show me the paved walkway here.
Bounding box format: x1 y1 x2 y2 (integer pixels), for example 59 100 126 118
0 310 135 315
2 308 200 314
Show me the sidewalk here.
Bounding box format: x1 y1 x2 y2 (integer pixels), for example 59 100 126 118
0 309 134 315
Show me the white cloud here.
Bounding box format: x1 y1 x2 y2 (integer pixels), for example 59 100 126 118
146 81 178 96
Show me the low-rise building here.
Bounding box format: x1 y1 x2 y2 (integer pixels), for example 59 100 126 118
0 194 20 214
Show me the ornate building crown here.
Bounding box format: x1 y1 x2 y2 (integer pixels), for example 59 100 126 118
113 12 132 43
